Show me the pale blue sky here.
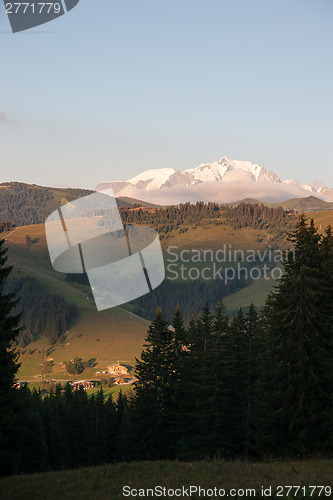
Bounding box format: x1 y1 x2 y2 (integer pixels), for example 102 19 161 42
1 0 333 189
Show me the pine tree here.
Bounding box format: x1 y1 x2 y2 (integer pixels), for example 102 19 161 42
15 409 48 474
317 224 333 448
167 306 188 456
211 298 229 457
177 304 216 458
219 307 249 456
115 391 133 461
133 308 175 459
257 216 333 455
244 303 259 458
104 394 118 462
91 387 108 465
0 239 21 475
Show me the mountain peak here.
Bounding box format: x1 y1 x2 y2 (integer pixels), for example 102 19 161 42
96 156 332 204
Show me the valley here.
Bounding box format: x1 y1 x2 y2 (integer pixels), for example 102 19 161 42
0 179 331 388
3 203 332 386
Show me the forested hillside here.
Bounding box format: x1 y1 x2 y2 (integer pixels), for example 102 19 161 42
0 182 93 226
0 182 159 227
120 201 298 240
5 277 78 346
1 216 332 476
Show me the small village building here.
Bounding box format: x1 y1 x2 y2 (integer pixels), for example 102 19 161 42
107 362 129 376
71 380 95 390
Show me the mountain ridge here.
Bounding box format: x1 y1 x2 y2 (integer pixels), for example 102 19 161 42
0 182 159 226
96 156 333 205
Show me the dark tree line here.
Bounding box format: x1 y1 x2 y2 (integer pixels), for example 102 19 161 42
7 385 130 474
0 239 21 474
131 216 333 459
119 201 297 236
130 274 249 324
0 216 332 476
66 264 253 324
5 277 77 346
0 222 15 233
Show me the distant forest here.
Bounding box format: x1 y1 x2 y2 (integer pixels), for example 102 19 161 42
120 201 298 239
130 276 250 323
0 221 15 233
66 268 252 323
5 277 77 346
0 182 93 226
0 182 155 227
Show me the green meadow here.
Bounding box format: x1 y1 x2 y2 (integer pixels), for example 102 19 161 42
1 458 332 500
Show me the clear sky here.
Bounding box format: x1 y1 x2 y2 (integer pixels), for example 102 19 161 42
1 0 333 189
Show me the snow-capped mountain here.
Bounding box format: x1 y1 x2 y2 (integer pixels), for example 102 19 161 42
317 185 333 202
184 157 281 184
96 156 332 205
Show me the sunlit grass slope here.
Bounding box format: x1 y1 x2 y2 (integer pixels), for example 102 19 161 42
5 225 149 379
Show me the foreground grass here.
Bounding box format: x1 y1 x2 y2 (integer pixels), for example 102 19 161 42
1 459 332 499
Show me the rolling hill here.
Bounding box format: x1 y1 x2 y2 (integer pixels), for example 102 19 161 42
269 195 333 212
4 223 149 380
3 201 332 381
228 196 333 212
0 181 159 227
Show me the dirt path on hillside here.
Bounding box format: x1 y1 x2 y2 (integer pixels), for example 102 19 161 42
3 227 18 239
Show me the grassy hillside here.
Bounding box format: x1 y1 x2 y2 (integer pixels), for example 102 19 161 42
117 196 161 208
269 195 333 212
4 220 271 378
17 306 148 380
4 209 332 379
5 224 149 380
1 459 332 500
309 210 333 234
160 222 280 251
229 196 333 212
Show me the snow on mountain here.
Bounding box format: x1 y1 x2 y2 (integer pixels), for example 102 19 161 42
182 157 280 184
317 185 333 202
128 168 177 190
96 156 332 205
282 179 318 194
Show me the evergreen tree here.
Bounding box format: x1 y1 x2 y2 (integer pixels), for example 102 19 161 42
104 395 118 463
90 388 108 465
65 386 92 468
115 391 133 461
133 308 175 459
177 304 216 458
167 306 188 456
15 409 48 474
42 391 65 470
211 298 229 457
219 307 250 456
257 216 333 455
0 239 21 475
244 304 259 458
